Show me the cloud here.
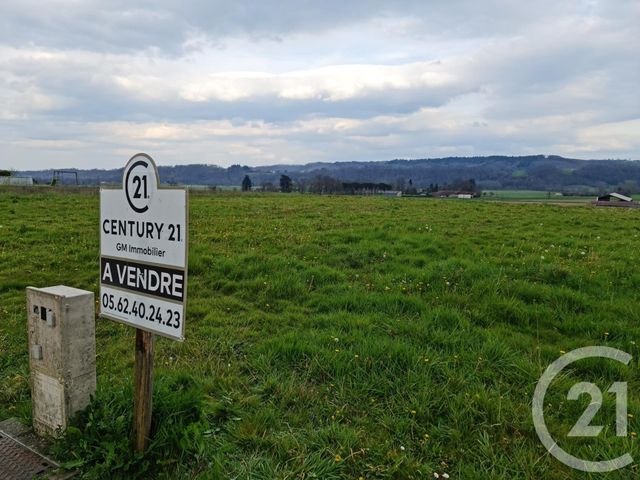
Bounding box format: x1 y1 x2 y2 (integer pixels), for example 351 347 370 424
0 0 638 169
178 63 460 102
0 1 584 54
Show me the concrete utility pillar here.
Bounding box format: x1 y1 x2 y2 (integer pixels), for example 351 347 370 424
26 286 96 437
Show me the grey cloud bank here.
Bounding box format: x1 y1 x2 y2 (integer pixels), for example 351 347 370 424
0 1 638 169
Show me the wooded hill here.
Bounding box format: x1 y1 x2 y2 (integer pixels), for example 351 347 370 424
18 155 640 193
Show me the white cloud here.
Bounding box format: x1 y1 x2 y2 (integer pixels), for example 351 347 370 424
0 0 638 169
178 62 459 103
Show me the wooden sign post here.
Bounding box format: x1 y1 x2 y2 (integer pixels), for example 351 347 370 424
134 330 154 452
99 153 188 453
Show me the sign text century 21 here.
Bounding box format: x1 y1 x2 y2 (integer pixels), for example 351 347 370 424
102 219 183 241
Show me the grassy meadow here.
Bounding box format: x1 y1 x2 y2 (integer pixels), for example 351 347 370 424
482 190 595 203
1 190 640 479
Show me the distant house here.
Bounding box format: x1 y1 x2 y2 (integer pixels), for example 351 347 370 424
596 192 632 202
594 192 640 208
431 190 475 199
381 190 402 197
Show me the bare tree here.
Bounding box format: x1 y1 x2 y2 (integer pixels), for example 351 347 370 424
394 177 406 192
261 181 277 192
309 175 343 194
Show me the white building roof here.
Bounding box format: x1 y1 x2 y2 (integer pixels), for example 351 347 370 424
609 192 633 202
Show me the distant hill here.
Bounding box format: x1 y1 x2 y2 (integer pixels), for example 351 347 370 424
17 155 640 193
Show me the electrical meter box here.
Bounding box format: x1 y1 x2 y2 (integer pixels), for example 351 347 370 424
26 285 96 437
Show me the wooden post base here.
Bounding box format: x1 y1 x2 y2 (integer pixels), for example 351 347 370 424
133 329 154 453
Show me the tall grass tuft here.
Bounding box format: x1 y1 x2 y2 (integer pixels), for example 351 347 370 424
51 375 213 479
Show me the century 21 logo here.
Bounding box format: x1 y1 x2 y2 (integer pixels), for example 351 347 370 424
532 347 633 472
124 155 156 214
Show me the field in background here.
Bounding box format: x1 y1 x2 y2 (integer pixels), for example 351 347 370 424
1 191 640 479
483 190 596 203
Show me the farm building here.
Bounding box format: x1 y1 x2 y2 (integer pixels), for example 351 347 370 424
431 190 475 199
594 192 640 208
596 192 632 202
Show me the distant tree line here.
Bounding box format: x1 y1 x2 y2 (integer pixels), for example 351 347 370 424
16 156 640 194
238 173 483 196
342 182 392 194
441 178 480 193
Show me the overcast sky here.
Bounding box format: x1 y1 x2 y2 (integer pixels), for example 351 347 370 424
1 1 638 170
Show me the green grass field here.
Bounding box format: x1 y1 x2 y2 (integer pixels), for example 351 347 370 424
485 189 557 198
1 190 640 479
483 190 595 203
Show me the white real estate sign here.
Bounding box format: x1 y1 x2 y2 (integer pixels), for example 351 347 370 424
100 153 188 341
